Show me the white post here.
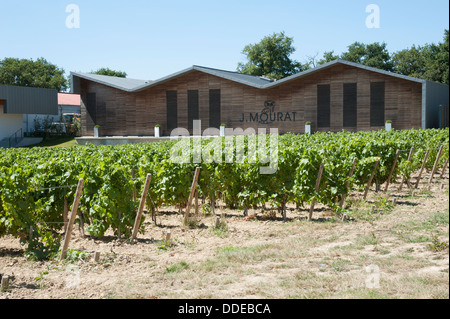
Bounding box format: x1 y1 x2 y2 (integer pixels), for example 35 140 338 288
155 126 160 138
305 124 311 134
385 122 392 131
220 125 225 137
94 127 99 137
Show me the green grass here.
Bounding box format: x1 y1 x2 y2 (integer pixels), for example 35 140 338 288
25 136 79 148
165 261 189 274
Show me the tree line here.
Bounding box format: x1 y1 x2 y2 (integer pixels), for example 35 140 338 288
0 59 127 92
0 29 448 92
238 30 449 85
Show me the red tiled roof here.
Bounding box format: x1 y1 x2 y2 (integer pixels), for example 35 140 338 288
58 93 80 106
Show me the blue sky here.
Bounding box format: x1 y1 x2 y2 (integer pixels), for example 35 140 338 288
0 0 448 82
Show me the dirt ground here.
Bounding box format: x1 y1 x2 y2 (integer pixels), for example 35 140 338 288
0 168 448 299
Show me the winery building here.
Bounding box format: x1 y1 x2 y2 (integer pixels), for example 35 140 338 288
70 59 449 138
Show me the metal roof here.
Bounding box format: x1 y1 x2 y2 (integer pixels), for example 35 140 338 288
71 66 272 92
70 73 149 91
0 84 58 115
264 59 427 88
71 59 434 93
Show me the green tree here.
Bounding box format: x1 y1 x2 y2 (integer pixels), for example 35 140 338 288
341 42 394 72
391 30 449 84
0 57 68 91
91 67 127 78
392 45 428 79
423 29 449 85
237 32 305 80
318 51 340 65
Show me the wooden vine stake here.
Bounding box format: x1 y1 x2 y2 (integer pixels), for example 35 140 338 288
399 147 414 191
364 155 380 201
439 156 449 178
184 167 201 225
131 174 152 240
94 251 101 263
308 162 325 221
194 189 199 215
132 168 137 202
340 158 358 208
63 198 68 233
384 150 400 192
1 276 9 293
429 145 444 184
415 149 430 188
60 179 84 261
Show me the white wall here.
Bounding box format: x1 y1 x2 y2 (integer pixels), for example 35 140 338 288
0 107 23 140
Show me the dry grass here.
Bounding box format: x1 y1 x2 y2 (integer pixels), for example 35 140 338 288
0 169 448 299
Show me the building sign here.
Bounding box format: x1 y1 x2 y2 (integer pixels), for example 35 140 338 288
239 100 296 124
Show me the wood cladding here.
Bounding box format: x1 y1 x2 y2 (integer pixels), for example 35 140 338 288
79 64 423 137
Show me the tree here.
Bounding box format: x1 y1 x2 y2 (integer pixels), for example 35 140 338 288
0 57 68 91
91 67 127 78
237 32 305 80
391 29 449 85
317 51 340 65
423 29 449 85
392 45 428 79
341 42 393 72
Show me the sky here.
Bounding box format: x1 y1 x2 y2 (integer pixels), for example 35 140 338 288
0 0 448 82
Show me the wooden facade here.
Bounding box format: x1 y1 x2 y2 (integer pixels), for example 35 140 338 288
78 63 423 137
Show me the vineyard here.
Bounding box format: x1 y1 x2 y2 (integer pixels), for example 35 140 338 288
0 128 448 261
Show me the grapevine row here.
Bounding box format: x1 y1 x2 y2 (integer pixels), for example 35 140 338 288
0 128 448 260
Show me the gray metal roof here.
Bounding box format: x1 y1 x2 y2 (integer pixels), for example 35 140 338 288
71 59 435 93
0 84 58 115
70 73 149 91
264 59 427 88
71 66 274 92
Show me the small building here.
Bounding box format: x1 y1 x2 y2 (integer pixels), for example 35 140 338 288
71 59 449 138
0 84 58 147
23 92 81 134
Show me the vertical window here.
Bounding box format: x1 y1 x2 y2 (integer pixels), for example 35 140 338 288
188 90 199 130
86 92 97 124
209 89 221 128
343 83 357 127
317 84 330 128
370 82 385 126
166 91 178 132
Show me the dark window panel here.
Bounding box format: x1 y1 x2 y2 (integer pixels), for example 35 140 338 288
317 84 330 128
343 83 357 128
86 92 97 124
188 90 199 130
209 89 221 128
370 82 385 126
166 90 178 132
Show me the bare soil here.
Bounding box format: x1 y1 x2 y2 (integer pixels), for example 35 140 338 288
1 169 448 299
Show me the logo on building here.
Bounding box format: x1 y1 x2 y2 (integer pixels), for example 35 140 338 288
239 100 297 124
